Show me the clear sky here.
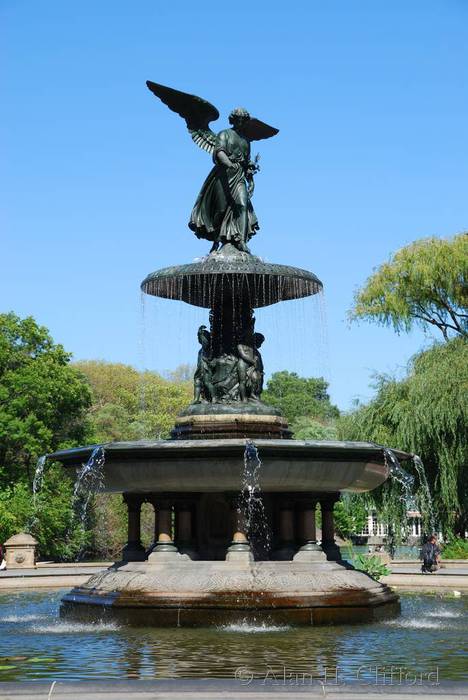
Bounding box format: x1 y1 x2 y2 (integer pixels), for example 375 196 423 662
2 1 467 409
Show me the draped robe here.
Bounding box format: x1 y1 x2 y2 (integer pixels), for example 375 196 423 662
189 128 259 247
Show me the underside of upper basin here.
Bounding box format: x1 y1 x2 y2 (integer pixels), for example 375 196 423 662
49 439 411 494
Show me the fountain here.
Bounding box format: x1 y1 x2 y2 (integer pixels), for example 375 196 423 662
49 81 409 625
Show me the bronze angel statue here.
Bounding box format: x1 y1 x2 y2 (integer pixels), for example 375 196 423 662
146 81 279 254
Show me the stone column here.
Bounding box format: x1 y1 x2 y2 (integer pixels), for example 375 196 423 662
175 500 198 559
145 500 159 555
293 500 326 562
320 496 342 561
272 499 296 560
226 496 253 563
147 500 182 563
122 494 146 561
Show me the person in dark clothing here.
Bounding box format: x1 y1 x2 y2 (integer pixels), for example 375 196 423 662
421 534 441 573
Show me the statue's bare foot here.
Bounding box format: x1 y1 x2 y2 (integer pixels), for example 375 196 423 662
209 242 219 253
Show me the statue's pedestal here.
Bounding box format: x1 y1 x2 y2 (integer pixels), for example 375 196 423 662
172 404 291 440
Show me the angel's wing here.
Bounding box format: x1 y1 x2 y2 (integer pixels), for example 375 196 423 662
146 81 219 155
243 117 279 142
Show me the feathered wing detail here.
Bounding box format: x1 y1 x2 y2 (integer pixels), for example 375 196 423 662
146 81 219 155
189 128 217 155
243 118 279 142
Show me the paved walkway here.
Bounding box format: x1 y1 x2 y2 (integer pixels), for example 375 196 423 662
0 564 109 589
381 561 468 590
0 681 466 700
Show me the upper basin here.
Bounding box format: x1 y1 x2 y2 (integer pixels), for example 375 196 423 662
49 439 411 494
141 249 322 308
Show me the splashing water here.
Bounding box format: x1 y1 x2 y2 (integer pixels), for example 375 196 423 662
412 454 436 535
219 620 290 633
382 448 415 506
241 441 270 559
72 446 106 524
381 447 417 555
383 449 436 538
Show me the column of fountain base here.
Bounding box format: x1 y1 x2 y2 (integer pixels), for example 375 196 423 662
175 499 199 560
148 500 180 562
226 496 253 564
293 499 326 562
145 499 159 556
272 498 296 560
121 494 146 562
320 495 342 562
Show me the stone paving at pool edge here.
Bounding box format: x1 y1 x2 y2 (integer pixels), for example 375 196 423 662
0 680 467 699
1 561 468 591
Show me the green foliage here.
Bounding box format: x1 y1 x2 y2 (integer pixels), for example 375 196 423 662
338 338 468 537
0 313 93 559
353 554 391 580
75 361 192 441
292 416 337 440
72 361 192 557
333 496 368 539
262 371 339 429
350 234 468 340
0 466 88 561
442 538 468 560
0 313 92 486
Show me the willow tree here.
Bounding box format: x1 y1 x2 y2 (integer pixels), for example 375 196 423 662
350 233 467 341
338 338 468 537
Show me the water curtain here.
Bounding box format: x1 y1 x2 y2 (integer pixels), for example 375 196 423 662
241 440 270 558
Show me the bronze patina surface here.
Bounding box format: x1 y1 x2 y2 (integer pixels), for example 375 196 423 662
146 82 278 254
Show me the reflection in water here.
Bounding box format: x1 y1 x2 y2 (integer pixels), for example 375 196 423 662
0 590 466 682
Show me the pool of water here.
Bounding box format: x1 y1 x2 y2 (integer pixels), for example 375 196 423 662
0 590 466 682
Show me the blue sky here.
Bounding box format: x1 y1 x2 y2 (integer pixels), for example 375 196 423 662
2 1 467 409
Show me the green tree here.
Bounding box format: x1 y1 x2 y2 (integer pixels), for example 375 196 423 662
262 371 339 429
75 360 192 441
333 496 368 539
315 496 367 540
73 361 193 558
0 313 93 558
350 234 467 341
292 416 337 440
338 338 468 537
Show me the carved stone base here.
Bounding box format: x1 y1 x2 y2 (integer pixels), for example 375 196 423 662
171 411 292 440
60 558 399 627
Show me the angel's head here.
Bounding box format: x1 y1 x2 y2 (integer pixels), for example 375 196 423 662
229 107 250 130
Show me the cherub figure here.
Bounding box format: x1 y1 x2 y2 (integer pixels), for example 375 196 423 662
193 325 214 403
147 82 278 254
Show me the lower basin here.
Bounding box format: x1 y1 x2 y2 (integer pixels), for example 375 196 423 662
49 439 410 493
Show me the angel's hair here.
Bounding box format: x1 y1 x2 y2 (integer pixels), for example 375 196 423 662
229 107 250 125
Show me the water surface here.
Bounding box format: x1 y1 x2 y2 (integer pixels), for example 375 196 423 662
0 590 466 682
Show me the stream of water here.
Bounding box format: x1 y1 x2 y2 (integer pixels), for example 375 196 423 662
240 441 270 559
